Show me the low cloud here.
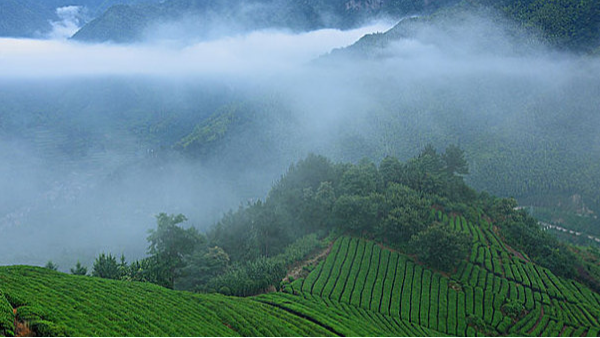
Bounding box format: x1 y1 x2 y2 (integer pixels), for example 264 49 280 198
0 22 392 79
47 6 87 40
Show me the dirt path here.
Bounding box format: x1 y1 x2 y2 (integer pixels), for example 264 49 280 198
13 308 35 337
283 242 334 283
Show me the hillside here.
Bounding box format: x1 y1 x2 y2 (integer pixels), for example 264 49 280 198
3 229 600 336
335 0 600 54
3 151 600 336
0 265 441 336
278 233 600 336
70 0 600 51
71 0 458 43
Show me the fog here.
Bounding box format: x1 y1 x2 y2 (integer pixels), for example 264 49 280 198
1 9 599 270
0 22 392 78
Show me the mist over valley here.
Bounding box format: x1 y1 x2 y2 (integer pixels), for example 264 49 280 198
1 2 600 336
1 1 599 269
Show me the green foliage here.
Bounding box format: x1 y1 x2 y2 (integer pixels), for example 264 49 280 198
443 144 469 177
379 156 404 187
0 266 334 336
208 257 286 297
147 213 205 288
333 194 382 234
70 261 88 276
0 291 14 337
466 314 494 335
339 158 380 196
175 106 241 156
377 183 433 244
502 299 524 320
495 0 600 51
44 261 58 271
410 224 471 272
29 320 67 337
483 197 583 283
41 150 600 337
175 246 230 291
206 233 322 296
92 253 120 280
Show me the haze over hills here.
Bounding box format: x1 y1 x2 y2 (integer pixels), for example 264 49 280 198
69 0 600 53
1 1 600 337
71 0 460 43
2 151 600 337
1 0 600 266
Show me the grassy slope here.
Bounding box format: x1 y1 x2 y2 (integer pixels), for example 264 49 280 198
0 266 336 337
0 265 436 336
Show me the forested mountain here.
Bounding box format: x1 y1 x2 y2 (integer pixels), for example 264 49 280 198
70 0 600 52
335 0 600 54
71 0 459 43
318 1 600 237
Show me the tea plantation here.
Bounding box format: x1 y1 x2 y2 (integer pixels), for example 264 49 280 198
3 208 600 336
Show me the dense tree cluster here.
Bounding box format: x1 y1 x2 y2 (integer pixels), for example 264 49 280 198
75 145 599 295
78 145 474 293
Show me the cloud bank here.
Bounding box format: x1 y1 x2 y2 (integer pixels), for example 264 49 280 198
0 22 392 79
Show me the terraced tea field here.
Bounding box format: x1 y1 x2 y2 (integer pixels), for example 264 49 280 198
0 266 334 337
2 210 600 336
281 211 600 336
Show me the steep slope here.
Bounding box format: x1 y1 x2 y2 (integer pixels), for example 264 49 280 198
272 231 600 336
336 0 600 54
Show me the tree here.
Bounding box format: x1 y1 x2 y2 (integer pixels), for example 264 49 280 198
147 213 205 289
410 224 470 272
376 183 433 244
402 145 445 195
175 246 230 291
70 261 88 275
126 257 157 283
339 159 380 196
92 253 120 279
442 144 469 177
379 156 403 187
118 254 128 278
333 193 383 234
418 144 444 174
44 261 58 271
